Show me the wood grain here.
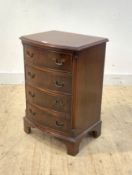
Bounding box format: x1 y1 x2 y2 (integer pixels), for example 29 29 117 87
26 85 71 113
74 43 106 131
21 31 108 155
25 65 72 94
0 85 132 175
24 44 72 72
20 30 108 51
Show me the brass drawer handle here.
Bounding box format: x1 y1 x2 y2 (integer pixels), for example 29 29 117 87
55 81 64 88
29 108 36 116
26 50 34 58
28 91 35 97
55 58 65 66
28 72 36 79
56 121 64 127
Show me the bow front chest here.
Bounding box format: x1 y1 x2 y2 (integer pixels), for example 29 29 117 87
20 31 108 155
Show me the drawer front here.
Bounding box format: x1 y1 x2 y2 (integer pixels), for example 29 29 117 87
25 66 72 94
24 45 72 72
26 85 71 113
27 103 68 131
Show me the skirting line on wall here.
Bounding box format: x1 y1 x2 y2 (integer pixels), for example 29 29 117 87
104 74 132 85
0 73 132 85
0 73 25 84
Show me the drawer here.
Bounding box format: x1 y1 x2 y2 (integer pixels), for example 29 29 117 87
25 65 72 94
26 85 71 113
27 103 68 131
24 45 72 72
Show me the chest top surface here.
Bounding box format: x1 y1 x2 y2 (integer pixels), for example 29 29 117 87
20 30 108 51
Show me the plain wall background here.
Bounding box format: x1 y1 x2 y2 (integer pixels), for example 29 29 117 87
0 0 132 84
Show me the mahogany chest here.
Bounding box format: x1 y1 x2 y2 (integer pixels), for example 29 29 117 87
20 31 108 155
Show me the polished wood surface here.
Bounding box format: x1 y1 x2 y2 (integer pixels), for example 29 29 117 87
25 65 72 94
73 44 106 131
26 85 71 113
24 45 72 72
26 103 68 132
20 30 108 51
20 31 108 155
1 85 132 174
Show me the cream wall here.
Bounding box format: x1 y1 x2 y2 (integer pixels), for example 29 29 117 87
0 0 132 84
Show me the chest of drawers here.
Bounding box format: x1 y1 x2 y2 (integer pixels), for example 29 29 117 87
20 31 108 155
